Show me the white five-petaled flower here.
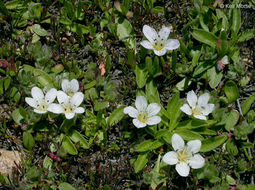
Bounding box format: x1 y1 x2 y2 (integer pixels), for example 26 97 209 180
163 134 205 177
25 87 57 114
48 91 85 119
180 90 214 120
123 96 161 128
61 79 79 97
140 25 180 56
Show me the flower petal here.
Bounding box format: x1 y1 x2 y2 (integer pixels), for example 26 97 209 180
65 113 75 119
61 79 70 92
176 163 190 177
165 39 180 50
25 97 37 108
158 27 170 41
45 88 57 104
34 109 47 114
162 151 178 165
198 93 210 107
146 103 161 117
146 116 161 125
180 104 192 115
194 114 207 120
31 87 44 101
57 91 69 104
187 90 197 109
172 134 185 151
70 92 84 107
188 154 205 169
141 40 153 49
143 25 158 43
154 48 167 56
123 106 138 118
201 104 214 116
47 103 63 114
187 140 201 154
135 96 147 112
70 79 79 93
75 107 85 114
133 119 147 128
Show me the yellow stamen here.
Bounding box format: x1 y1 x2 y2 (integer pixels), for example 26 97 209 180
137 112 149 123
153 41 165 51
67 91 74 97
63 105 75 113
37 103 48 111
177 149 189 163
192 107 201 116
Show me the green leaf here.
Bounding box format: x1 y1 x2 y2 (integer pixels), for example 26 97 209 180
174 129 204 141
231 8 241 37
134 152 149 173
238 29 255 42
107 106 125 126
135 140 163 152
145 80 160 103
224 80 239 104
207 67 223 89
31 24 47 36
135 140 153 152
94 101 109 111
224 110 239 131
200 135 227 152
226 140 238 156
69 130 89 149
193 61 214 77
59 182 76 190
177 119 217 129
33 69 54 87
136 65 148 88
167 92 182 129
191 29 218 48
23 132 35 151
12 108 26 124
62 135 78 155
241 94 255 115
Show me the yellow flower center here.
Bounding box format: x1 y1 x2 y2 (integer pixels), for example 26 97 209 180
177 149 189 163
137 112 149 123
67 91 74 97
37 102 48 111
153 41 165 51
192 107 201 116
63 104 75 113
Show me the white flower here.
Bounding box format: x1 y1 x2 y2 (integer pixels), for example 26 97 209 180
163 134 205 177
180 90 214 120
25 87 57 114
140 25 180 56
123 96 161 128
61 79 79 97
48 91 85 119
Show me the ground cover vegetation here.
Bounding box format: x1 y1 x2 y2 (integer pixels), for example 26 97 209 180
0 0 255 189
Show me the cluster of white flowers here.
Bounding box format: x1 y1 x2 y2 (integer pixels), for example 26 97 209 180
123 91 214 177
25 79 85 119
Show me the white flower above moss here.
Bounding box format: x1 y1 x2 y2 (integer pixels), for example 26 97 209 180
25 87 57 114
48 91 85 119
180 90 214 120
141 25 180 56
163 134 205 177
61 79 79 97
123 96 161 128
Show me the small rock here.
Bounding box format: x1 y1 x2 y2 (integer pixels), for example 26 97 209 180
0 149 22 177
